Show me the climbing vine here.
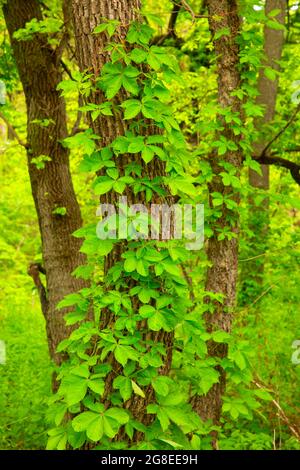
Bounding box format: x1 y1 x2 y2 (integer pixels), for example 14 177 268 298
46 12 274 451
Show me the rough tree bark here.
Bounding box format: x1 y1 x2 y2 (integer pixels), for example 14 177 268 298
245 0 286 292
191 0 243 430
71 0 173 427
3 0 88 364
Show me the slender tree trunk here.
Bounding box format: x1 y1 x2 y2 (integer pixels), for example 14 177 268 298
71 0 173 427
245 0 285 293
191 0 242 430
3 0 88 364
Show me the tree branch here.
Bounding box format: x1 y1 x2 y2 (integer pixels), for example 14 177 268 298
151 0 182 45
27 263 49 319
70 94 84 136
251 102 300 185
0 111 28 148
181 264 195 301
253 378 300 441
181 0 208 19
60 59 73 80
260 102 300 157
256 153 300 185
55 0 73 65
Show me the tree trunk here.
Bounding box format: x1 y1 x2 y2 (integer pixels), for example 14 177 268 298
245 0 285 293
3 0 88 364
71 0 173 427
191 0 242 429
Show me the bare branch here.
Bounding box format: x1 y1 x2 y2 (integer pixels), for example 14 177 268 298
0 111 28 149
55 0 73 65
180 0 208 19
260 102 300 157
181 264 195 301
70 94 84 136
256 152 300 185
168 0 182 34
253 379 300 441
151 0 208 46
151 0 182 45
60 59 73 80
27 263 49 319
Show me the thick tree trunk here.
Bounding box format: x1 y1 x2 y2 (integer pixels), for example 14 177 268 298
71 0 173 427
191 0 242 430
3 0 87 364
245 0 285 292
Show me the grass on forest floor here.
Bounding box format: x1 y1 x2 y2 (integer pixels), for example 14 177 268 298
0 292 52 450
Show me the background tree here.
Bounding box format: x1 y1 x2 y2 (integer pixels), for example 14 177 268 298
190 0 243 430
2 0 87 363
243 0 286 299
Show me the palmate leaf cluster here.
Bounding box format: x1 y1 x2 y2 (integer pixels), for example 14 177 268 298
45 17 274 450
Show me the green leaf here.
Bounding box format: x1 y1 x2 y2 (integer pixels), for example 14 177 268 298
88 378 105 395
215 27 230 40
113 376 132 401
128 137 145 153
93 24 109 34
47 428 67 450
138 288 152 303
67 429 86 449
157 408 170 431
94 177 114 195
142 147 155 163
105 408 129 425
136 259 148 276
121 99 142 119
102 75 123 99
268 8 281 17
72 411 103 441
212 330 231 343
231 350 247 370
57 293 83 309
102 415 118 438
126 22 153 46
264 67 277 81
64 311 86 326
113 180 126 194
114 345 138 366
60 374 88 406
63 130 98 156
148 311 167 331
122 76 140 95
266 19 285 31
198 367 219 394
107 168 119 180
131 380 145 398
165 407 200 432
124 257 137 272
93 20 120 37
162 261 181 277
152 376 170 397
147 404 159 414
139 305 156 317
130 48 147 63
254 389 273 401
53 206 67 216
